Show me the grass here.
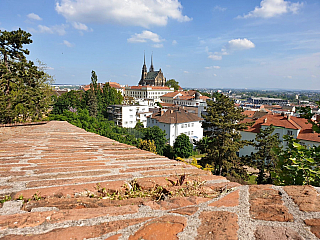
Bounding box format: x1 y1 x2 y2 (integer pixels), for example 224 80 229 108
92 175 219 201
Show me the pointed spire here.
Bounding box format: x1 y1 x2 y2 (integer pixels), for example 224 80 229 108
144 51 146 65
149 52 154 72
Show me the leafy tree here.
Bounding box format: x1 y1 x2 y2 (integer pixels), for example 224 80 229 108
200 93 251 179
273 137 320 186
299 103 320 133
138 139 157 153
101 82 123 117
251 125 281 184
87 71 98 117
142 126 167 155
163 144 175 159
134 121 144 130
194 136 212 154
165 79 180 91
52 90 85 115
0 29 53 123
173 134 193 158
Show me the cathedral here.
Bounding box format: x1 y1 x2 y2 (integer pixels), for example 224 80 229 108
138 54 166 86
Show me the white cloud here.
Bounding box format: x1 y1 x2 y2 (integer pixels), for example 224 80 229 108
208 54 222 60
46 66 54 70
37 24 67 35
311 75 317 78
55 0 191 28
214 6 226 12
128 30 164 43
172 40 177 45
184 71 189 74
213 74 217 77
71 22 88 31
63 40 74 47
240 0 303 19
205 66 220 69
208 38 255 60
27 13 42 21
227 38 255 50
153 43 164 48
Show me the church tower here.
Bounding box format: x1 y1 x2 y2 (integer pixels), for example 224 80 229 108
149 54 154 72
140 53 147 84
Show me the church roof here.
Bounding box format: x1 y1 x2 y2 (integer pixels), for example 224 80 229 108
145 71 160 80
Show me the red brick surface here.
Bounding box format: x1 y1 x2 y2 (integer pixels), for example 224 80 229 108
0 121 319 239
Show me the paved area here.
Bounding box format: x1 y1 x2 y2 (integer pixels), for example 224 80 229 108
0 121 319 239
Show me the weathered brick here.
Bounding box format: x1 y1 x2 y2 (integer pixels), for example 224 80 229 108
0 205 139 229
129 216 186 240
13 180 127 199
197 211 238 240
255 226 303 240
209 190 239 207
284 185 320 212
170 206 198 215
304 218 320 238
249 185 293 222
205 182 241 191
144 196 210 210
0 218 149 239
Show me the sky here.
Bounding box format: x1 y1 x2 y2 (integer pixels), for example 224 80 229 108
1 0 320 90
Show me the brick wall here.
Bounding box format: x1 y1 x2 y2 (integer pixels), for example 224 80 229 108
0 121 319 239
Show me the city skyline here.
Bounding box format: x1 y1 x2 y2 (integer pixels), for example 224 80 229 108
1 0 320 90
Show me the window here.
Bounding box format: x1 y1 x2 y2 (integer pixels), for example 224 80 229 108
191 131 193 135
130 115 133 118
287 130 293 135
188 123 190 127
191 123 194 127
129 109 133 111
184 124 187 128
188 131 190 135
129 121 133 124
125 121 128 124
181 124 184 128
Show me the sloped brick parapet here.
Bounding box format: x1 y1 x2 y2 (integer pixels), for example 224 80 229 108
1 121 320 239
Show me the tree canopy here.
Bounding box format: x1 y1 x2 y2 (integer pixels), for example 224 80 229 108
173 134 193 158
0 29 53 123
200 93 250 179
165 79 180 91
251 125 281 184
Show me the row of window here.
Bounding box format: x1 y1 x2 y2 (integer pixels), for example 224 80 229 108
181 123 194 128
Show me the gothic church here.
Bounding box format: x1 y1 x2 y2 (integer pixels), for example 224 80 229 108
138 54 166 86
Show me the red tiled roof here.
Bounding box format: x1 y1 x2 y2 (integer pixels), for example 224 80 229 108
242 110 255 118
161 92 181 98
151 108 203 124
242 113 320 143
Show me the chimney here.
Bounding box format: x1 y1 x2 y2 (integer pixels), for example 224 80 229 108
170 109 174 114
264 118 267 123
287 114 291 121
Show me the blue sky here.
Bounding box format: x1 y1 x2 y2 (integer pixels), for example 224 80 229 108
1 0 320 90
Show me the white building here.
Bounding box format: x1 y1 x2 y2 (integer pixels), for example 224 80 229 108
239 113 320 157
147 107 203 146
124 86 174 102
107 105 152 128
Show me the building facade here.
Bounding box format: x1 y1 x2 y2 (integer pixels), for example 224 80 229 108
147 107 203 146
107 105 151 128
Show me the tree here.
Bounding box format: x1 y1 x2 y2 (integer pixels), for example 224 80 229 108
273 137 320 186
142 126 167 155
173 134 193 158
165 79 180 91
200 93 251 179
138 139 157 153
251 125 281 184
0 29 53 123
52 90 85 115
299 103 320 133
87 71 98 117
101 82 123 117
